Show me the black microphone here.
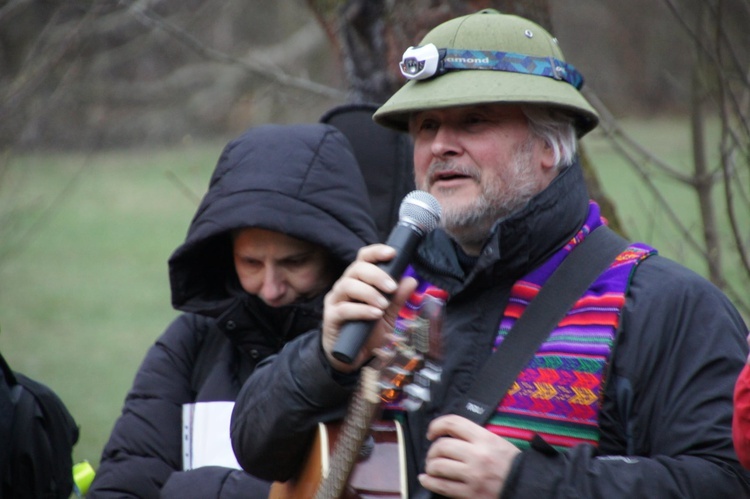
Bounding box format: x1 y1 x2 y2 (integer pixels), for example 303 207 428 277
332 190 442 364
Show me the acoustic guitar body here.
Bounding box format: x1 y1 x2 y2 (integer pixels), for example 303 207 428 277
269 419 407 499
268 315 444 499
267 423 326 499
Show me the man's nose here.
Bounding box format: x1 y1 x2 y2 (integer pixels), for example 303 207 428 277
430 124 462 158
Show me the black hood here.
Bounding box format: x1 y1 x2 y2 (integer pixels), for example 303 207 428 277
168 123 379 316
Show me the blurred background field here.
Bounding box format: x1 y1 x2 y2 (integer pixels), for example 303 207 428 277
0 141 222 464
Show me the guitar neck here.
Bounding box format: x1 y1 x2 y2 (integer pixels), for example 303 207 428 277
316 366 381 499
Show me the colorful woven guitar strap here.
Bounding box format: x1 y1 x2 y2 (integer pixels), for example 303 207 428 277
387 202 655 451
486 202 655 449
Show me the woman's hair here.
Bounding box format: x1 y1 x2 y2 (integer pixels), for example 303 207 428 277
522 105 578 169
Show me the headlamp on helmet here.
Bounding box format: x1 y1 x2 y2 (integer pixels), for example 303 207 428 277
399 44 441 80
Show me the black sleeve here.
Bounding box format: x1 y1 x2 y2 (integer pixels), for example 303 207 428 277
502 256 750 498
88 314 201 498
161 467 270 498
230 330 356 482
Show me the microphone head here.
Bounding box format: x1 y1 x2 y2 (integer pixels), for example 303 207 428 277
399 190 441 235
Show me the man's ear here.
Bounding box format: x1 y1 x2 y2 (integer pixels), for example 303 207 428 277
540 140 557 171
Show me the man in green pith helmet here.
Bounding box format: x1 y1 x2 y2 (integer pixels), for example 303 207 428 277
231 10 750 498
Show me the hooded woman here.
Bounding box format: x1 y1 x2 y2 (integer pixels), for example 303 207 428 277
88 123 379 498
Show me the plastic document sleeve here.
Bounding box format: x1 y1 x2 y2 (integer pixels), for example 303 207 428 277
182 401 242 470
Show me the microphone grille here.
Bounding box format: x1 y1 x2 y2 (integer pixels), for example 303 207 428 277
399 190 442 235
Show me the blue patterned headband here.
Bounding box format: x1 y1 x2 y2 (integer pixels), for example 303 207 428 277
399 43 584 90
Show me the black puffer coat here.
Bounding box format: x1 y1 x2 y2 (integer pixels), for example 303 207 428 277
231 161 750 498
88 124 379 498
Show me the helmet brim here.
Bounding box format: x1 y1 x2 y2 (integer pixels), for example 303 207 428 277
374 69 599 137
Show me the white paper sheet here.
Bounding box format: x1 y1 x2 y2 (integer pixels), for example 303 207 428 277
182 401 242 470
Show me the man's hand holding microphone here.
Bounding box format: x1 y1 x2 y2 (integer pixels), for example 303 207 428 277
322 191 441 372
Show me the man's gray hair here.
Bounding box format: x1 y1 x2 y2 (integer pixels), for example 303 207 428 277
522 105 578 168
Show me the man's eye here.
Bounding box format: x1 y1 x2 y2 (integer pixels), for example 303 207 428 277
465 114 486 124
417 120 438 131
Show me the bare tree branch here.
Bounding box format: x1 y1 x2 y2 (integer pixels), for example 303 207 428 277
0 6 95 124
125 1 345 99
0 0 32 23
583 89 708 257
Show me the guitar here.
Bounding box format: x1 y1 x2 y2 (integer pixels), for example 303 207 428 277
269 291 445 499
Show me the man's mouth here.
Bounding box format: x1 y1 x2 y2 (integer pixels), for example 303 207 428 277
431 168 475 186
436 171 468 180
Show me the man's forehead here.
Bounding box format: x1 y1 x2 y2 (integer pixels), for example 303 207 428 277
409 103 526 121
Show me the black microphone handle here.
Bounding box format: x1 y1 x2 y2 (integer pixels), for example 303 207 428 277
331 223 422 364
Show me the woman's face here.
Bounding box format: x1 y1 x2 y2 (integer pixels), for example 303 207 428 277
233 228 335 308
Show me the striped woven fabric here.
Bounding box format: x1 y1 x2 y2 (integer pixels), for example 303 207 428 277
487 204 655 450
384 202 655 453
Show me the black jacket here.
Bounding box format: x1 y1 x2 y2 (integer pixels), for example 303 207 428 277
88 124 379 498
231 161 750 497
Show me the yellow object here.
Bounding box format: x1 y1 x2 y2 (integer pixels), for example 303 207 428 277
72 460 96 497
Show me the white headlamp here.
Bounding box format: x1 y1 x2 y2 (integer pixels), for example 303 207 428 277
399 43 440 80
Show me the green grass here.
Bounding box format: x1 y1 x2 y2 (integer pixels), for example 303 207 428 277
584 116 749 290
0 139 225 467
0 116 746 477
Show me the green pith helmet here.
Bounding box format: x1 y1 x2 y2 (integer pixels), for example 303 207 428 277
373 9 599 137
